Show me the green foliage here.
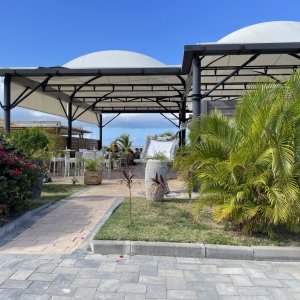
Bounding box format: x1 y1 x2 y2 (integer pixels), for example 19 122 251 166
83 156 103 171
8 127 50 157
114 134 132 151
159 131 173 137
0 134 37 212
150 151 168 161
175 70 300 237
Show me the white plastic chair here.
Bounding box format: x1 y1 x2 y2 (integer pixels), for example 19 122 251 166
64 151 76 177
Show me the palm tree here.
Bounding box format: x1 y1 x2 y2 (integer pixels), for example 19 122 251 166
174 70 300 236
114 134 132 151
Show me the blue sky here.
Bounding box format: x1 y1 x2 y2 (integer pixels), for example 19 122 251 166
1 0 300 146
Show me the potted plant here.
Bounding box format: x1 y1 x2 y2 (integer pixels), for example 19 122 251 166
146 173 165 202
83 157 103 185
145 152 170 200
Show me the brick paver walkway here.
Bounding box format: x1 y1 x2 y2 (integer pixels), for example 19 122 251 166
0 253 299 299
0 187 116 254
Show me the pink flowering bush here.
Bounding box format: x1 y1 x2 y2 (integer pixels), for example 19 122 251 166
0 134 38 212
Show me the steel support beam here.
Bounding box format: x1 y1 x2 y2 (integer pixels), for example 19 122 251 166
192 56 201 119
67 101 73 149
98 114 103 150
3 75 11 132
180 101 187 146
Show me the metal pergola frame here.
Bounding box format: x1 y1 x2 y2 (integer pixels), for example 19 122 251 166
1 42 300 149
182 42 300 118
0 67 189 149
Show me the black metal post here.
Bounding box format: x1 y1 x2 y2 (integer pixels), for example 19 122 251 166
178 113 182 147
67 101 72 149
3 75 11 132
98 114 103 150
181 102 186 146
192 56 201 119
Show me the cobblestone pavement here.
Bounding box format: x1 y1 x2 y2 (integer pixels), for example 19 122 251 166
0 253 299 299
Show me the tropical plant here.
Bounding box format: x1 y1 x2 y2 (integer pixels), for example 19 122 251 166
151 173 166 211
83 156 103 172
175 70 300 237
120 170 134 226
114 134 132 151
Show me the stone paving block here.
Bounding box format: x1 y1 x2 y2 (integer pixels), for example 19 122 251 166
0 268 16 277
95 271 122 280
0 288 24 299
230 274 254 287
268 287 294 300
199 265 219 274
124 294 145 300
146 284 166 299
71 278 101 288
98 279 120 292
18 294 50 300
265 271 295 280
176 257 202 264
175 263 200 271
153 256 177 263
36 263 57 273
281 279 300 291
131 241 205 258
215 283 239 296
97 262 117 272
218 267 246 275
10 269 35 280
244 268 267 279
167 289 198 299
74 287 96 299
165 277 186 290
93 292 124 299
22 280 51 295
49 274 76 288
44 286 77 297
120 272 139 283
186 281 215 291
75 259 101 268
140 265 158 277
118 283 147 293
53 267 80 275
158 269 183 277
59 259 77 267
251 278 284 287
203 274 231 283
0 279 33 289
76 268 97 279
184 270 204 281
197 290 220 300
139 276 165 285
237 286 269 296
115 264 140 273
28 272 57 282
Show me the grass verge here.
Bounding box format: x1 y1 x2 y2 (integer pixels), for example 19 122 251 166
94 197 300 246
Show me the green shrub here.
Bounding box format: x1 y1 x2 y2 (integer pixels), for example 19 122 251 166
175 70 300 237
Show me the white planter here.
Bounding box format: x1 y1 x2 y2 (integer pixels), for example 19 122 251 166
145 159 168 201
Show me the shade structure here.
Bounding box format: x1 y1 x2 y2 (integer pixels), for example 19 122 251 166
0 50 186 126
183 21 300 114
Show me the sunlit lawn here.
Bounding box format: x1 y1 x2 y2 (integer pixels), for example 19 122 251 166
95 197 300 246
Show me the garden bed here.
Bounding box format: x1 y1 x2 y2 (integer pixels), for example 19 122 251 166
0 184 85 227
94 197 300 247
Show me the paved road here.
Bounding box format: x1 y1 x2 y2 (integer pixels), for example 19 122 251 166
0 253 299 299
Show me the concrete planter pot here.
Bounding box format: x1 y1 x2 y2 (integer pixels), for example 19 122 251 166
145 159 168 201
84 171 102 185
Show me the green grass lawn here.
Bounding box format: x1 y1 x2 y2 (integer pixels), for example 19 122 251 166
94 197 300 246
0 184 86 226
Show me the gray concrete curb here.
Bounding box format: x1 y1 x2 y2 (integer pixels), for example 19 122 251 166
90 240 300 261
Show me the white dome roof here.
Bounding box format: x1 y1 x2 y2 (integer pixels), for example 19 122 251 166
218 21 300 43
63 50 165 68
